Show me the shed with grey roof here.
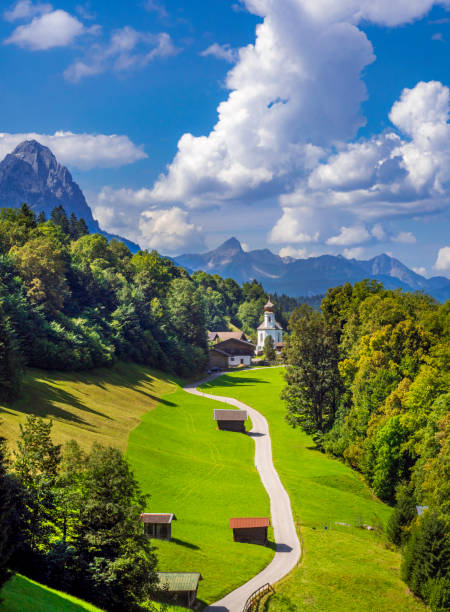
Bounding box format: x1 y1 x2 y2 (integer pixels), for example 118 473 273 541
140 513 177 540
214 408 248 432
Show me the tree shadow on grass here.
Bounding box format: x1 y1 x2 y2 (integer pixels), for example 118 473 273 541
1 377 111 427
203 375 270 389
171 537 200 550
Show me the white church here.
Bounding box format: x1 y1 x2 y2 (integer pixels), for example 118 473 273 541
256 298 284 354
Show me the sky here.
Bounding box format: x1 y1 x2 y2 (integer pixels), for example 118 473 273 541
1 0 450 277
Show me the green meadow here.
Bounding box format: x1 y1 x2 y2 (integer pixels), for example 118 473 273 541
0 362 176 452
0 574 103 612
201 368 426 612
127 387 274 606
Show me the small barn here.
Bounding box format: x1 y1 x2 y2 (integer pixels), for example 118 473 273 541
229 517 270 545
208 338 255 370
140 513 177 540
214 408 248 432
156 572 203 608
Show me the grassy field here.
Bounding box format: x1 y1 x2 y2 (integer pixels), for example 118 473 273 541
0 362 176 451
127 387 274 606
0 574 103 612
201 368 426 612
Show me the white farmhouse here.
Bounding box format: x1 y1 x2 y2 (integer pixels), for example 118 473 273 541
256 298 283 354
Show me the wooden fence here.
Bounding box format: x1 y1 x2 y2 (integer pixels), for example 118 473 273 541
243 583 275 612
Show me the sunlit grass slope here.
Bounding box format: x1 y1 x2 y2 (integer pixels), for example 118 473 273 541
0 574 103 612
201 369 425 612
0 362 176 451
127 387 274 606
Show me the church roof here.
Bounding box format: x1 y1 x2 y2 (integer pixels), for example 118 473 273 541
258 321 283 330
264 298 274 312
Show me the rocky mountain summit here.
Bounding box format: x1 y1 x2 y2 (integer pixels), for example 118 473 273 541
175 238 450 301
0 140 138 251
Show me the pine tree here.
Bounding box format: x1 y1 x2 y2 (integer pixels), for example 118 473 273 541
36 211 47 225
264 335 276 362
14 416 61 552
402 512 450 606
0 305 22 401
50 205 70 235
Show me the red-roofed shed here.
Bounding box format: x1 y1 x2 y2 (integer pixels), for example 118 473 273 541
229 517 270 545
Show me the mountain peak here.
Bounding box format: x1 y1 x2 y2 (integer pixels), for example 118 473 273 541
216 237 243 252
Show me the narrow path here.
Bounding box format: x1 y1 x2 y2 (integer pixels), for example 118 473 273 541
184 375 301 612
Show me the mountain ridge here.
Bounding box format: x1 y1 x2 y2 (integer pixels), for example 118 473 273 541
175 238 450 301
0 140 139 252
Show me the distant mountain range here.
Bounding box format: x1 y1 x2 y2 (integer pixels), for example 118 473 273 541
0 140 139 252
175 237 450 302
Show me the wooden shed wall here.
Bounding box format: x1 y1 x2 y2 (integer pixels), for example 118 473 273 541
232 526 268 545
217 419 246 432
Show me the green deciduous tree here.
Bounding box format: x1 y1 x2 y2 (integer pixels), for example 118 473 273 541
283 309 341 444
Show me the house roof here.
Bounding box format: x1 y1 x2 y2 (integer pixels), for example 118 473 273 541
210 347 230 357
214 409 248 421
140 513 177 524
209 331 247 342
157 573 203 592
229 517 270 529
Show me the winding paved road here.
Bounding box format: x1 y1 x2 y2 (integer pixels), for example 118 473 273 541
184 375 301 612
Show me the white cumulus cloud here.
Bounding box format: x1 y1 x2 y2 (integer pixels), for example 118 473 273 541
343 247 365 259
327 225 370 246
434 246 450 272
0 131 147 170
4 0 52 22
4 9 85 50
139 207 204 253
64 27 178 82
201 43 238 63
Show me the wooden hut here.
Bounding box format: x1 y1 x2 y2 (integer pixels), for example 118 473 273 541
156 572 203 608
229 517 270 545
214 409 248 432
140 513 177 540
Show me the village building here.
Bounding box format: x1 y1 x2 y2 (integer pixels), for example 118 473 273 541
229 517 270 545
208 330 248 344
256 298 284 354
208 337 255 370
156 573 203 608
214 408 248 432
140 513 177 540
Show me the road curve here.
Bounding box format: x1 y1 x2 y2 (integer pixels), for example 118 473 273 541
184 375 301 612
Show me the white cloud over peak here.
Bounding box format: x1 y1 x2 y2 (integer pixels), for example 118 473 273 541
343 247 365 259
64 27 177 82
201 43 238 63
434 246 450 272
4 9 86 50
278 246 309 258
0 131 147 169
138 207 204 253
4 0 51 22
326 225 371 246
392 231 417 243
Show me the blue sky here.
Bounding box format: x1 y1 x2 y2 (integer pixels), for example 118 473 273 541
1 1 450 277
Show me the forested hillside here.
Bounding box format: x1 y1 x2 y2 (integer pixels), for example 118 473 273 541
283 281 449 611
0 204 297 403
